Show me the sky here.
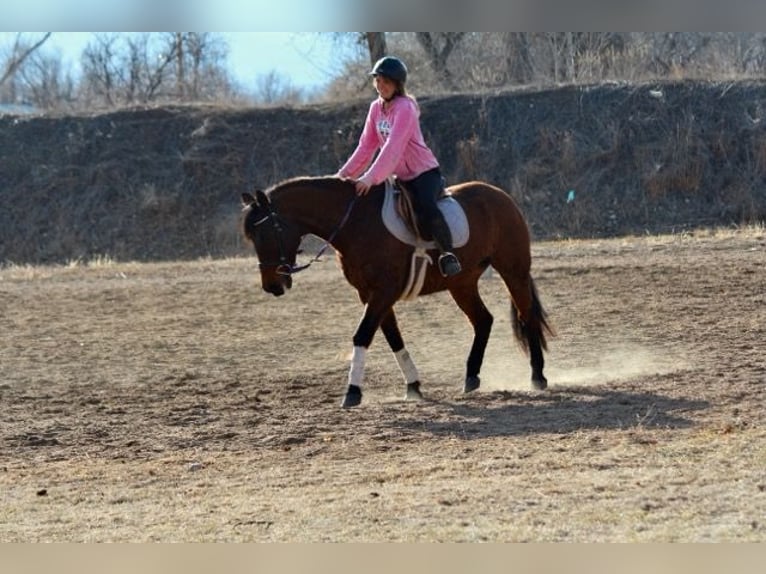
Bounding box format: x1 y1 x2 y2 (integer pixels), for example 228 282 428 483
1 32 351 91
36 32 346 90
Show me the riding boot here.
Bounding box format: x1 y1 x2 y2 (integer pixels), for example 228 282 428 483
430 213 462 277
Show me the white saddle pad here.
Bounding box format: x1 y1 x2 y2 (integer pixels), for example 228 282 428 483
381 183 469 248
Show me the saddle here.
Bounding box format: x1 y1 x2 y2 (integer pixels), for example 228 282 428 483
381 179 469 249
381 179 469 301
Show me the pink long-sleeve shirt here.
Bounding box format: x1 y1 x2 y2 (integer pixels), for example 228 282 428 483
338 95 439 186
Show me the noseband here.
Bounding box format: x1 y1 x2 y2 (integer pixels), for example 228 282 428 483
251 196 357 276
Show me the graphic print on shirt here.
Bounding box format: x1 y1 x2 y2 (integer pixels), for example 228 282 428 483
377 119 391 140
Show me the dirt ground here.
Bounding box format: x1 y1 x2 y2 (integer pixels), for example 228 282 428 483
1 227 764 542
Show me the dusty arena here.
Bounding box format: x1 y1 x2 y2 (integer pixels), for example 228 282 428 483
1 228 764 541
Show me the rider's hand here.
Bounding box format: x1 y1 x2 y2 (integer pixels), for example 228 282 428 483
354 177 373 196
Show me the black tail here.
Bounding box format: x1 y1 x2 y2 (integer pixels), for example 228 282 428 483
511 277 553 355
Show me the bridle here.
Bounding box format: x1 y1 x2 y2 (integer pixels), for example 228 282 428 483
251 207 296 275
250 196 357 276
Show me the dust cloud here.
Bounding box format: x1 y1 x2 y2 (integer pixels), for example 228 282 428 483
479 343 689 391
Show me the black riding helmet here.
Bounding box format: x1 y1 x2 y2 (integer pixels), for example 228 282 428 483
369 56 407 83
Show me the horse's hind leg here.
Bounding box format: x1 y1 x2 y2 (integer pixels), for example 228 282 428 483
503 273 551 390
448 282 494 393
380 309 423 400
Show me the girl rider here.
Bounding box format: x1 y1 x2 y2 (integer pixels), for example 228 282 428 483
337 56 461 277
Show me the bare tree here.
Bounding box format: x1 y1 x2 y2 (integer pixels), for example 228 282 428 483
0 32 52 88
365 33 387 66
332 31 766 98
728 32 766 74
14 32 766 111
646 32 712 76
131 34 178 103
80 32 235 108
414 33 465 89
16 50 75 111
179 33 231 101
252 69 304 105
175 32 186 99
503 33 534 84
81 33 123 107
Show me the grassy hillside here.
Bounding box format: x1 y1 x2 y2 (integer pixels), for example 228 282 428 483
2 80 765 264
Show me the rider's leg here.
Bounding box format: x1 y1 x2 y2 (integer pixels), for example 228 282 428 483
429 213 461 277
405 168 462 277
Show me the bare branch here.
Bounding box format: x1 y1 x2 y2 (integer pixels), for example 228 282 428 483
414 32 465 88
0 32 52 87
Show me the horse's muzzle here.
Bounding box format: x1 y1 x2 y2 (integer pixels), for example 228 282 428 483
264 284 285 297
261 271 292 296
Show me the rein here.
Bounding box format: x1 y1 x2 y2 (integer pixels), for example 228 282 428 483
254 195 357 275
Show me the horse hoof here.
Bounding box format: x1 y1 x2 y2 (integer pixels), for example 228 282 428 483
463 376 480 393
405 381 423 400
532 375 548 391
341 385 362 408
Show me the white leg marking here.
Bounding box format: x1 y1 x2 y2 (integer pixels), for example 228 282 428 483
394 348 420 384
348 346 367 389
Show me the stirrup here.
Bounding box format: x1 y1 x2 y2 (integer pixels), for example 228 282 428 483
438 252 461 277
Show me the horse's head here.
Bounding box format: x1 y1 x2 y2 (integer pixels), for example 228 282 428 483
241 189 301 297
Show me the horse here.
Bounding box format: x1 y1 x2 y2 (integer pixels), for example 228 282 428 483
240 176 553 408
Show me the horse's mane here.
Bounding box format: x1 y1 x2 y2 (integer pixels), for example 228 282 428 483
266 175 351 198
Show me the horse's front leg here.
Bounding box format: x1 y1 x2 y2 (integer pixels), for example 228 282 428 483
380 309 423 401
341 295 397 408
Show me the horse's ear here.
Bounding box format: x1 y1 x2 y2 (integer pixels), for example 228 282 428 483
241 192 256 207
255 189 270 208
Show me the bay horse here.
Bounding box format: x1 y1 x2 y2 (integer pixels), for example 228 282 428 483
240 176 552 408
